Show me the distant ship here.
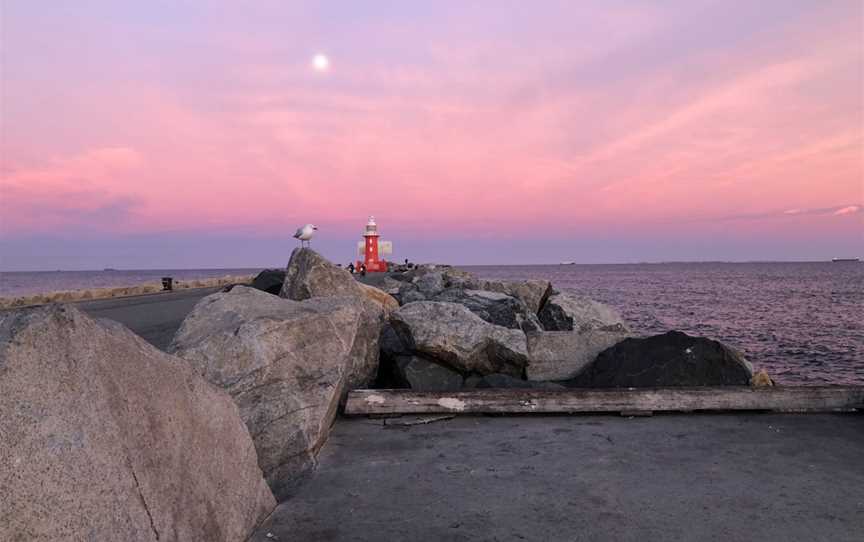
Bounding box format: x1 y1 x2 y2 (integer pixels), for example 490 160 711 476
103 268 118 271
831 258 860 263
560 261 576 265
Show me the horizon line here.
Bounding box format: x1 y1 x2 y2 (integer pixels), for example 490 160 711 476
1 258 859 273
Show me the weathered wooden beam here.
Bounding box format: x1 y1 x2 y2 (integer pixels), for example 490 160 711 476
345 387 864 416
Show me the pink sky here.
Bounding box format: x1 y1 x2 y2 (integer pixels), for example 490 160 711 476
1 1 861 269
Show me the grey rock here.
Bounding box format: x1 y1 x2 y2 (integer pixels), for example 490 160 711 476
251 268 287 295
398 285 428 305
566 330 754 388
169 286 380 499
381 276 404 292
538 293 629 332
280 247 364 301
390 301 529 377
434 288 543 332
0 305 275 541
394 271 546 331
480 279 553 314
413 272 446 298
394 268 481 306
400 356 464 392
526 329 634 381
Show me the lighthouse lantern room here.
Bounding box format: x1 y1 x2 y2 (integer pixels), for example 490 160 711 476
356 216 390 272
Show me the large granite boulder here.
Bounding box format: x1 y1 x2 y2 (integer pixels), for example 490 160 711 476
538 292 629 332
566 330 754 388
357 282 399 315
280 247 364 300
251 268 287 295
390 301 528 377
169 286 380 499
526 329 633 381
0 305 275 541
480 279 553 314
435 288 543 332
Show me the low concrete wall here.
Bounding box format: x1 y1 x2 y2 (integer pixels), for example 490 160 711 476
0 274 253 310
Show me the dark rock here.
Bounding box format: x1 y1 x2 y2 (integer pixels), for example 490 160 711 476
251 268 287 295
463 375 484 388
480 279 553 314
434 288 543 332
566 330 754 388
394 270 547 331
393 267 479 306
526 329 633 381
538 293 629 332
374 325 413 388
380 323 411 358
475 373 566 390
399 356 464 392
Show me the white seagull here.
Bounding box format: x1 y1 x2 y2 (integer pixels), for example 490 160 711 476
293 224 318 247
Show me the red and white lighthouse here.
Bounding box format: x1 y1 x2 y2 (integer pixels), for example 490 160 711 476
357 216 389 272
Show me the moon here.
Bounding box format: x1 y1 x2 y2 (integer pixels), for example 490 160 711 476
312 54 330 72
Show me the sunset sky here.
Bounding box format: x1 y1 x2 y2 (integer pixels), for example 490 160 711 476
1 1 862 270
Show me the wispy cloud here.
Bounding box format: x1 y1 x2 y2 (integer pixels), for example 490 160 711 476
833 205 862 216
699 204 864 223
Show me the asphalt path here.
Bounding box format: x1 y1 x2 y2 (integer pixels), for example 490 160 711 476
71 274 385 351
74 287 219 350
252 413 864 542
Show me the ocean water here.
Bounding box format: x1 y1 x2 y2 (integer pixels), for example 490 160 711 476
1 262 861 385
463 262 863 385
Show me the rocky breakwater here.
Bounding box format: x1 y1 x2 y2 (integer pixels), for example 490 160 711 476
377 264 763 391
0 305 275 541
171 248 392 499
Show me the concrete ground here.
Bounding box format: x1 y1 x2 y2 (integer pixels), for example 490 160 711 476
75 287 218 350
252 413 864 542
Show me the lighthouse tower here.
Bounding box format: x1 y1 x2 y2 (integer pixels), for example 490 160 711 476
359 216 388 272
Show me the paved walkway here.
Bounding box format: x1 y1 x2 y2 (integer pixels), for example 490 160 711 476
252 413 864 542
76 287 217 350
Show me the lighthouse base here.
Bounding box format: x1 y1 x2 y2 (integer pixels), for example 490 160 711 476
356 260 388 273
